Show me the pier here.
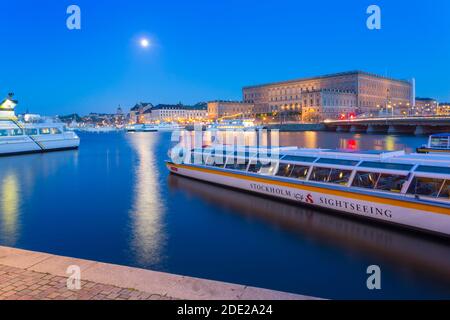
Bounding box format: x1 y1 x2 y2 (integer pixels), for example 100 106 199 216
0 246 317 300
323 116 450 135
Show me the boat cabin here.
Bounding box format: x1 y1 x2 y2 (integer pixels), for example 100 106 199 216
182 147 450 203
427 133 450 150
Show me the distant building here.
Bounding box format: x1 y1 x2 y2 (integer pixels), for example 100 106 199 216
0 93 18 118
129 102 153 123
438 102 450 116
207 101 255 120
143 103 207 123
114 105 125 125
413 97 439 115
242 70 414 121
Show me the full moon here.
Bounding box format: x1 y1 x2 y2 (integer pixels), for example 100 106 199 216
140 38 150 48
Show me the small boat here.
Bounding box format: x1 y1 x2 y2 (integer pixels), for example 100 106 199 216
0 95 80 156
126 123 183 132
207 119 262 131
126 124 157 132
166 146 450 237
155 122 184 132
79 126 118 133
417 133 450 154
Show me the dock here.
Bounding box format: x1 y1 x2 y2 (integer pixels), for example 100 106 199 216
0 246 318 300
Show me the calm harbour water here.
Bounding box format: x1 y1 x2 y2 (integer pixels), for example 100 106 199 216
0 131 449 299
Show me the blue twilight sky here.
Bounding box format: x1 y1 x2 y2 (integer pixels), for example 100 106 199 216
0 0 449 115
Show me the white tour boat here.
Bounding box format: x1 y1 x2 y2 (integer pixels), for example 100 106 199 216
126 123 183 132
0 95 80 156
417 133 450 154
207 119 262 131
166 146 450 237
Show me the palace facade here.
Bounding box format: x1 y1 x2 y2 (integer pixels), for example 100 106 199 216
242 71 414 121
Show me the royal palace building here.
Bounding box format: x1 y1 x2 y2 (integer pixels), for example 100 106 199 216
242 71 414 121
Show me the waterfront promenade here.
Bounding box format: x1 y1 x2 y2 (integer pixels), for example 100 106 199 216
0 246 315 300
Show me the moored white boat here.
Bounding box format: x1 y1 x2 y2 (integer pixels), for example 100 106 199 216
0 94 80 156
166 146 450 237
207 119 262 131
126 122 183 132
417 133 450 154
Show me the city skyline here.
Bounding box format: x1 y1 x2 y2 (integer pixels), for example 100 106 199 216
1 0 449 115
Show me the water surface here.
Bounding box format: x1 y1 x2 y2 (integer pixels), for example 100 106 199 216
0 131 449 299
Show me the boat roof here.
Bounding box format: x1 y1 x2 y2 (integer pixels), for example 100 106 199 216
194 145 450 170
430 133 450 137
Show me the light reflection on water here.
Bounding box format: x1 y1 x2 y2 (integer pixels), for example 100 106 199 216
0 172 20 246
168 174 450 287
127 133 166 266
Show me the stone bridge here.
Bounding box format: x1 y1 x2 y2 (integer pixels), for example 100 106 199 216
323 116 450 135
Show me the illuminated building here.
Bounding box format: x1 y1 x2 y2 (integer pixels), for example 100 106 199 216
242 70 414 121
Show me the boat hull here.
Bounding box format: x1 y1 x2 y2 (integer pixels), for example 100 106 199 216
416 147 450 154
166 162 450 238
0 135 80 156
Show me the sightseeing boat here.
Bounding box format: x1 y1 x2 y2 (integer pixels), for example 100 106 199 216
166 146 450 237
126 123 183 132
207 119 262 131
417 133 450 154
0 94 80 156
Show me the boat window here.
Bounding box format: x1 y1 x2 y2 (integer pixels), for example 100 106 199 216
39 128 51 135
50 127 62 134
0 129 9 136
25 128 38 135
438 180 450 199
352 171 380 189
248 160 277 175
225 158 249 171
374 174 408 193
205 156 215 166
214 154 226 167
188 152 203 164
430 136 449 149
316 158 359 166
310 167 332 182
328 169 352 185
10 129 23 136
258 162 278 175
407 177 445 197
290 165 309 179
359 161 413 171
248 160 262 173
276 163 294 177
415 165 450 175
206 156 225 167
